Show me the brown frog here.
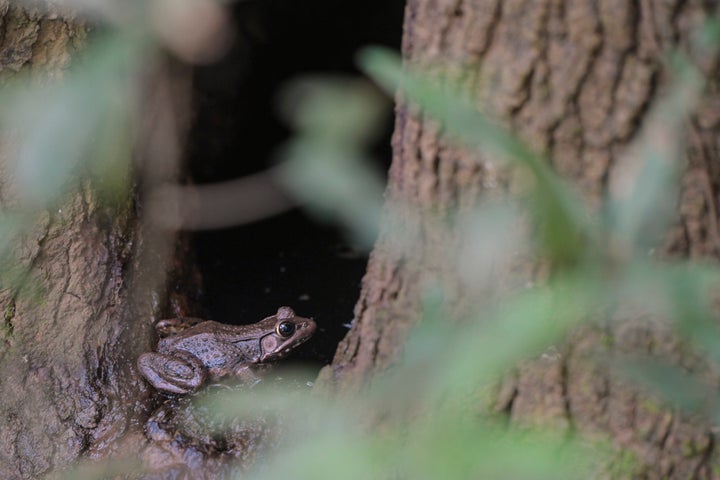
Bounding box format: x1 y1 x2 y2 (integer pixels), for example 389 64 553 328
138 306 316 394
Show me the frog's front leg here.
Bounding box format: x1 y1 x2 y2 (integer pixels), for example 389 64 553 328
138 350 207 394
234 364 261 387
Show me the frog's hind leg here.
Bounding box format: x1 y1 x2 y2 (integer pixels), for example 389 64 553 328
137 351 206 394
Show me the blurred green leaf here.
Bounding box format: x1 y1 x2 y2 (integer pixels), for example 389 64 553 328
0 32 141 317
277 77 388 247
209 382 597 480
659 263 720 361
401 419 593 480
611 355 719 415
607 261 720 364
358 47 592 265
433 275 600 408
604 55 703 254
692 17 720 52
278 77 387 147
0 32 142 208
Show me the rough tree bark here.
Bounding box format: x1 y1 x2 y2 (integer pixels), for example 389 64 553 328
320 0 720 478
0 4 193 478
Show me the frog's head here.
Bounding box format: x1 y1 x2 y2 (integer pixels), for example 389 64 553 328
259 306 316 363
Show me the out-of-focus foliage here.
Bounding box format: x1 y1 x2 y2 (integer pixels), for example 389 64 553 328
1 35 138 208
252 18 720 480
276 78 388 247
4 0 720 478
0 0 229 294
0 29 140 297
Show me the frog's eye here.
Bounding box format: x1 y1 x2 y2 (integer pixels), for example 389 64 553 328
276 321 296 338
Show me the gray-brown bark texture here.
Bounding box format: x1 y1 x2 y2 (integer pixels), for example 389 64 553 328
0 6 145 478
321 0 720 478
0 4 188 478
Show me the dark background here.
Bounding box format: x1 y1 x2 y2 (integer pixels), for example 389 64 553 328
186 0 405 367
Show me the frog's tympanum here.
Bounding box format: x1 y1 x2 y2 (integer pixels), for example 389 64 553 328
138 306 316 394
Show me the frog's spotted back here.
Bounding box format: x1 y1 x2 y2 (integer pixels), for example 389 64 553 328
137 306 316 394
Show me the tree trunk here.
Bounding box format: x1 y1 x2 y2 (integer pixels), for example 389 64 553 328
0 5 191 478
322 0 720 477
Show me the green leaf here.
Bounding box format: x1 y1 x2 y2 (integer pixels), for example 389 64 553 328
611 355 719 415
0 32 143 208
358 47 591 265
276 77 388 247
604 55 703 253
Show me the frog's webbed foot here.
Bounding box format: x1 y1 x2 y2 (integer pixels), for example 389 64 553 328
138 350 206 394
